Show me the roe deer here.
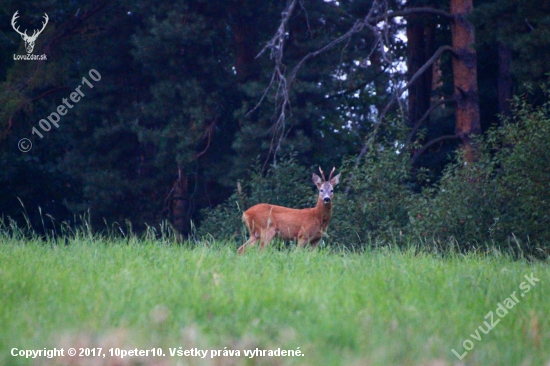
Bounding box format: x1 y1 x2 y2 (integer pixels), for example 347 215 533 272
237 167 340 254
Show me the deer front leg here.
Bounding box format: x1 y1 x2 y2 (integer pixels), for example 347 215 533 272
296 228 311 249
309 238 322 248
259 227 277 250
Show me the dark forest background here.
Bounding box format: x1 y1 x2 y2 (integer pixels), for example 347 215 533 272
1 0 549 253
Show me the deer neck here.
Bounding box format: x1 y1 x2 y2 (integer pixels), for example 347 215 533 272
315 197 332 223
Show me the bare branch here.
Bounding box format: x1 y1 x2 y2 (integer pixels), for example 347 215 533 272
250 0 299 165
1 86 70 141
405 97 456 147
192 117 217 161
404 45 454 94
252 0 455 165
356 45 454 163
322 67 388 102
410 134 460 165
251 0 379 165
256 0 298 60
370 7 453 24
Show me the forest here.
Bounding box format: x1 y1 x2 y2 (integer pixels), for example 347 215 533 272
1 0 549 254
2 2 550 365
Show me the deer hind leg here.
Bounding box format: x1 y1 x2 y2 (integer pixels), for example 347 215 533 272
237 232 259 255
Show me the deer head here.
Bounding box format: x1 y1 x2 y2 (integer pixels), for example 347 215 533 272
312 167 340 205
11 11 49 54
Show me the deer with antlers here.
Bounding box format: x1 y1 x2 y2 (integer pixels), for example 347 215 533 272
11 11 49 54
237 167 340 254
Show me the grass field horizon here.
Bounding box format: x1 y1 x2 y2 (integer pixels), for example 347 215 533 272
1 233 549 365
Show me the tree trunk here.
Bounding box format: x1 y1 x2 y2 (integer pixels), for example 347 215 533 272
450 0 480 163
498 41 513 118
170 169 190 237
407 14 434 129
229 0 259 83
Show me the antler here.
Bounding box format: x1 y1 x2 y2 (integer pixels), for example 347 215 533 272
32 13 49 39
11 11 48 40
318 166 326 181
11 11 26 37
328 167 336 181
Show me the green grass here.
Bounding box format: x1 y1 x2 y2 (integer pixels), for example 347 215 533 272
0 235 548 365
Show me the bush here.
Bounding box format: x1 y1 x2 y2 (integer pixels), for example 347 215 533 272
199 83 550 256
407 148 503 246
199 140 415 250
487 90 550 247
409 85 550 254
330 138 413 248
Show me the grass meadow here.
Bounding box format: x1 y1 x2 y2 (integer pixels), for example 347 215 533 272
1 233 549 365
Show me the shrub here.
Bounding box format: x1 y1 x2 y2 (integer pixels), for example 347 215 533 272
409 84 550 254
199 139 415 250
407 147 503 247
199 83 550 256
329 138 413 248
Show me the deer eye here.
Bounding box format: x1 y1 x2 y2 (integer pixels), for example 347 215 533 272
330 189 334 193
320 189 324 193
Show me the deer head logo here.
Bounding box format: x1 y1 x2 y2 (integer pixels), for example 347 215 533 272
11 11 49 54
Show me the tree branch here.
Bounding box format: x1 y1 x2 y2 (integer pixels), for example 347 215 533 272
252 0 455 166
405 97 456 147
410 134 460 165
404 45 454 94
255 0 298 60
370 7 453 24
317 66 389 103
356 45 454 163
2 86 71 141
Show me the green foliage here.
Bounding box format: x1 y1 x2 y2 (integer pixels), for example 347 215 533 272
1 0 549 251
408 152 502 246
487 89 550 245
473 0 550 89
1 0 389 233
201 87 550 256
330 136 413 248
409 85 550 252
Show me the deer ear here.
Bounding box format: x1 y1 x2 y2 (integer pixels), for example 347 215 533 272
312 173 323 188
330 173 341 186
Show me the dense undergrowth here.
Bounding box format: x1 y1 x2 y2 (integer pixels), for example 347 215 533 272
200 86 550 258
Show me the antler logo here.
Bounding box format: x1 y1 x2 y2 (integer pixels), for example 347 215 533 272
11 11 49 54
